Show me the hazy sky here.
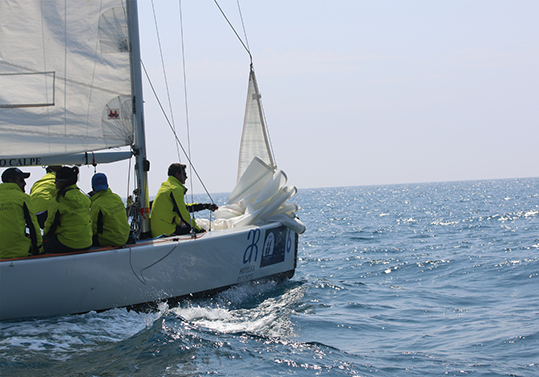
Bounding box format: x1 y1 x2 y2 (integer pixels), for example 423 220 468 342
19 0 539 198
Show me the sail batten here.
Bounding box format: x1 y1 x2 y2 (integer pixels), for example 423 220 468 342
0 1 133 160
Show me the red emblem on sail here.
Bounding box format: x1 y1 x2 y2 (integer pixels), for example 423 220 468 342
108 109 119 119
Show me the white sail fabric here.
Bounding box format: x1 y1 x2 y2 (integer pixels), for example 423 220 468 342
0 1 133 160
237 67 275 182
200 157 306 235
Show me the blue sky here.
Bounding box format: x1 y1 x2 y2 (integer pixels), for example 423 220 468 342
20 0 539 197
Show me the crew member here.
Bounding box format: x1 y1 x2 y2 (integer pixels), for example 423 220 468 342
150 163 217 238
0 168 43 259
30 165 62 228
89 173 130 246
43 166 92 253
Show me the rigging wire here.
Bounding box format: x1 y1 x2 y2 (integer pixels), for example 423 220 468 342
213 0 252 63
142 1 215 211
141 60 215 205
216 0 278 167
150 0 181 161
236 0 250 52
141 0 277 210
177 0 195 208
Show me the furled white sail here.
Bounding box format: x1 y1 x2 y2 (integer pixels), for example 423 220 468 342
206 157 306 235
0 1 133 161
237 67 275 182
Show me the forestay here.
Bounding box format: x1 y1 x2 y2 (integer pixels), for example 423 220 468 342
0 1 134 161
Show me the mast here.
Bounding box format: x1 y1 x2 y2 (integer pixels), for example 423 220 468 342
127 0 151 236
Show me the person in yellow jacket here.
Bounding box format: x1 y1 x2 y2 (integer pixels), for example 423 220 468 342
0 168 43 259
43 166 92 253
150 163 218 238
89 173 130 246
30 165 62 228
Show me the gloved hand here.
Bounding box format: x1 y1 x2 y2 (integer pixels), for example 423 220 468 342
204 203 219 212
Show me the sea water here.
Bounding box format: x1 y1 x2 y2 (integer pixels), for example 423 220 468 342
1 178 538 376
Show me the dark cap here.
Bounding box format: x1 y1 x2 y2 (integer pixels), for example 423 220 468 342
92 173 108 192
2 168 30 183
56 166 79 183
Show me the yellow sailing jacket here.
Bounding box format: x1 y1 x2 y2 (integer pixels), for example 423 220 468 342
0 183 43 259
90 188 130 246
150 176 201 238
44 185 92 250
30 172 57 214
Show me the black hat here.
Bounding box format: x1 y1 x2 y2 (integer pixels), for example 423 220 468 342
2 168 31 183
55 166 79 185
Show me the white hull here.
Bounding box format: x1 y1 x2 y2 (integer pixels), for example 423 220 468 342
0 223 298 321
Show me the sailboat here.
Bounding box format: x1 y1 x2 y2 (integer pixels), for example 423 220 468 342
0 0 305 321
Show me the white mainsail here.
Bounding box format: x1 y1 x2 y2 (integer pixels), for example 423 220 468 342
237 67 275 181
0 1 133 161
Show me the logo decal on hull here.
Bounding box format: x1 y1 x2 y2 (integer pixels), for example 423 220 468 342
243 228 260 264
260 226 287 268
